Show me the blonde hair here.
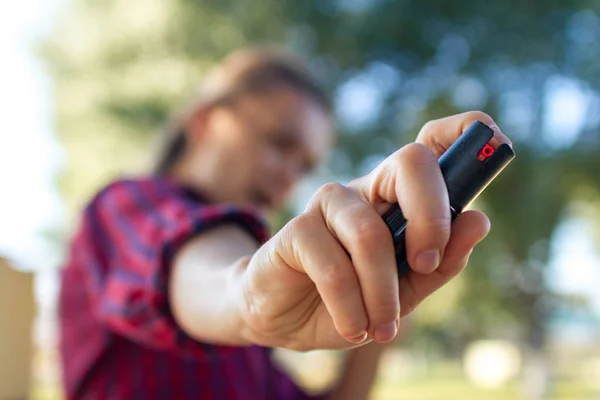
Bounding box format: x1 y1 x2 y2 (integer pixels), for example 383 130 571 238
154 47 331 174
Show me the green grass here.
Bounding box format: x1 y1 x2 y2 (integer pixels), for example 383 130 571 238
374 375 520 400
551 379 599 400
372 366 598 400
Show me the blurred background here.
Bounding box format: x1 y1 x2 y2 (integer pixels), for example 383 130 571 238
1 0 600 399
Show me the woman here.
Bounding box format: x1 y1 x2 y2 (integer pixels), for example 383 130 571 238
59 47 511 399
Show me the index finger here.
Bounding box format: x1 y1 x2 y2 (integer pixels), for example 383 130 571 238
417 111 513 158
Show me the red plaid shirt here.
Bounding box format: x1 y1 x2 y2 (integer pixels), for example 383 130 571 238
59 177 323 399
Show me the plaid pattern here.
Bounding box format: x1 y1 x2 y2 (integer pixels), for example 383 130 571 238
59 177 319 399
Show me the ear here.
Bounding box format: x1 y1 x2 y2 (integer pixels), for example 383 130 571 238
184 105 212 145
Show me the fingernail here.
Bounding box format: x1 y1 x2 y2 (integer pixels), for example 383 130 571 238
415 249 440 273
347 332 368 344
374 321 397 343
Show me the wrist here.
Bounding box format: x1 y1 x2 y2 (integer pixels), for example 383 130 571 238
352 340 388 357
227 255 258 346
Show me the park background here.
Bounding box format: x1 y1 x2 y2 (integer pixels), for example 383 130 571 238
1 1 600 399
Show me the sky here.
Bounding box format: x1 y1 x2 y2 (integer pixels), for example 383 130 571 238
0 0 63 271
0 0 599 323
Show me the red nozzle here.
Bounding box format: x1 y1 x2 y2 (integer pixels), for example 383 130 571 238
477 144 495 161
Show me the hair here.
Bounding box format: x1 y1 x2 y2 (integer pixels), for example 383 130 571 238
153 47 332 175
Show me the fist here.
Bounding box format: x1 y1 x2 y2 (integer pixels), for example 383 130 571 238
238 111 511 351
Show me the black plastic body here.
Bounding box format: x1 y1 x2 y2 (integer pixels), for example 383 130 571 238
383 120 515 279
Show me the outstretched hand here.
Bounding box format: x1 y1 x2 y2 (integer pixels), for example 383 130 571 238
238 111 511 351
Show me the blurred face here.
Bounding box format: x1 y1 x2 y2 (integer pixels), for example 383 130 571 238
180 86 334 216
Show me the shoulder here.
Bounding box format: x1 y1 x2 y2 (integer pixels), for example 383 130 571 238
79 177 270 246
89 176 190 209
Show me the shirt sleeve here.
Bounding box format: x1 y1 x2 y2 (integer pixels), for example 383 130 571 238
80 179 269 359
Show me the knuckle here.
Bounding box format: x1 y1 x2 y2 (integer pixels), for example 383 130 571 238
290 213 320 232
350 218 391 253
306 182 349 213
286 213 324 243
347 176 362 188
397 143 436 167
306 182 345 211
285 214 323 257
315 182 346 200
420 119 437 135
387 149 404 169
466 110 493 124
320 264 355 295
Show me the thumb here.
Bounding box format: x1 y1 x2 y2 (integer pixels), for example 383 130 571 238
397 209 490 317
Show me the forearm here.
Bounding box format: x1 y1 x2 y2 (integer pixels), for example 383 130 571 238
168 225 259 346
327 343 387 400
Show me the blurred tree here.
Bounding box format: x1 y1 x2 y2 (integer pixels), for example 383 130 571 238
43 0 600 397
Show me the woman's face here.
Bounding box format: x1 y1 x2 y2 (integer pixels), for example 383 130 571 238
183 86 334 216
